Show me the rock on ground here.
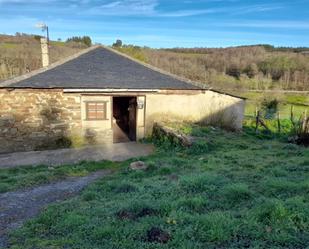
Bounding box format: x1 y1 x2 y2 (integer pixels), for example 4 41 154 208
130 161 148 170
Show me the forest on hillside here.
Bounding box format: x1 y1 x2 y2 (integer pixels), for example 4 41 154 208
115 44 309 91
1 34 308 91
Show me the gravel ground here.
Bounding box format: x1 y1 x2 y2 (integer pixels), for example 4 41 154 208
0 169 112 248
0 142 154 169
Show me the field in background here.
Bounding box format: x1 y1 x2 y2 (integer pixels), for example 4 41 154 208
0 34 85 81
234 91 309 119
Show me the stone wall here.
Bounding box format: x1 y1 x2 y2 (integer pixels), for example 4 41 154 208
0 89 82 153
0 88 245 154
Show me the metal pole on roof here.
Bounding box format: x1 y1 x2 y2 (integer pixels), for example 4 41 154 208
35 22 49 45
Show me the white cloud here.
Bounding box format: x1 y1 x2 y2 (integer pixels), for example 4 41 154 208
0 0 56 3
85 0 158 15
221 20 309 29
0 0 287 18
82 1 284 17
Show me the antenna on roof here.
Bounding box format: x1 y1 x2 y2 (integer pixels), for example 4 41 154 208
35 22 49 45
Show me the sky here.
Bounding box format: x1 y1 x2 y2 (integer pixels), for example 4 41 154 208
0 0 308 48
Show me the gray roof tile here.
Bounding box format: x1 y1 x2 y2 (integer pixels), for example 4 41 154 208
9 47 200 89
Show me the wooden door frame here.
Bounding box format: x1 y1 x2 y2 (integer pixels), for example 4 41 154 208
111 96 138 143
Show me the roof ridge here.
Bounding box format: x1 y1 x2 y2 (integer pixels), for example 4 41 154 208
102 45 206 89
0 44 205 89
0 45 101 87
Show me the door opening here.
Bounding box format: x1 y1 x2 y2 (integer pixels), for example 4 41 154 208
112 96 137 143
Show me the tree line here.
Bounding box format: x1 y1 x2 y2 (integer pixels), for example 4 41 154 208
113 41 309 91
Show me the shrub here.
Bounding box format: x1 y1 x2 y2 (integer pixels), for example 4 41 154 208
226 64 241 79
244 63 259 78
261 98 279 119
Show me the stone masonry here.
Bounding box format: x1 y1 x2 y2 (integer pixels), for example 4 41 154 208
0 89 82 153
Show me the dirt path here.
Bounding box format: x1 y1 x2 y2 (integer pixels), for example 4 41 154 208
0 142 154 169
0 169 112 248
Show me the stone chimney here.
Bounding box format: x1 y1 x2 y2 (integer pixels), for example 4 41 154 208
40 38 49 67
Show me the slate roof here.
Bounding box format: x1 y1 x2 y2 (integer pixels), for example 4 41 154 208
2 46 201 90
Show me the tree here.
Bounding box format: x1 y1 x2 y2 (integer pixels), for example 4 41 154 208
244 63 259 78
226 64 241 79
66 36 92 47
112 39 123 48
82 36 92 47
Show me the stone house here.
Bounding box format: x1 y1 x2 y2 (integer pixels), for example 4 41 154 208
0 45 245 154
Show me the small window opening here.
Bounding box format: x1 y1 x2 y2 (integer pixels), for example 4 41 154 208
85 102 107 120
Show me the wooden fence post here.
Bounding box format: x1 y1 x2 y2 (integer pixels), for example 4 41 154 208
277 111 281 133
255 109 260 132
290 105 294 123
302 110 307 133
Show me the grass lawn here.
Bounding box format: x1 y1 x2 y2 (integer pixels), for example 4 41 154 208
237 91 309 119
7 125 309 249
0 161 119 193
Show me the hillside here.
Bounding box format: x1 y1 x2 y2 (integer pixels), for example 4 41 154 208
1 34 308 92
115 45 309 91
0 34 86 81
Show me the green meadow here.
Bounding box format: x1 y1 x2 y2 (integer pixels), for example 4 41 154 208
5 124 309 249
237 91 309 119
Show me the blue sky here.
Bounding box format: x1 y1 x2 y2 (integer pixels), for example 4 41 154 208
0 0 308 48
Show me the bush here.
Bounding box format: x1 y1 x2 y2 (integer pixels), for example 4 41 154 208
261 98 279 119
244 63 259 78
226 64 241 79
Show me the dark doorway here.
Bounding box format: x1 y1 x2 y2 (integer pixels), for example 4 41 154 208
113 97 137 143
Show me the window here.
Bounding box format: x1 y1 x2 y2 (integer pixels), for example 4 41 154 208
85 101 107 120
